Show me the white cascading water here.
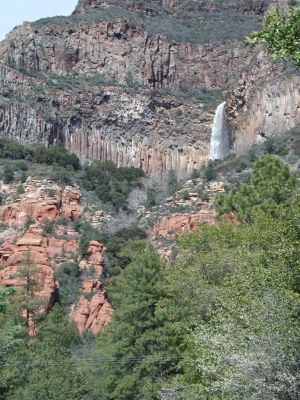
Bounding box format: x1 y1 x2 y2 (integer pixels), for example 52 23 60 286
209 102 230 160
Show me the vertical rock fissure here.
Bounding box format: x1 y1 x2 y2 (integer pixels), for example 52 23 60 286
209 101 230 160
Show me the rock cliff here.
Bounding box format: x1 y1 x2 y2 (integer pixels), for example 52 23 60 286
0 178 112 335
227 57 300 151
0 0 298 177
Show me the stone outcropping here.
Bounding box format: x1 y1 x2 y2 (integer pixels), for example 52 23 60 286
0 179 111 335
73 240 113 335
140 180 224 259
0 179 81 227
0 0 298 178
226 57 300 151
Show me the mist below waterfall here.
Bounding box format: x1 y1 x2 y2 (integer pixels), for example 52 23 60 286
209 102 230 160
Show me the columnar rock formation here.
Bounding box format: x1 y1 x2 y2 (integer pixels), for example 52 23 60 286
0 62 214 178
0 0 299 177
227 58 300 151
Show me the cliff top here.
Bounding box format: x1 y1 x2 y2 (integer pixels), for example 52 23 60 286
73 0 272 15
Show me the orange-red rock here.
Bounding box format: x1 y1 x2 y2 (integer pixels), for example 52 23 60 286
72 240 112 335
151 208 216 241
0 181 110 336
0 181 82 227
73 293 113 335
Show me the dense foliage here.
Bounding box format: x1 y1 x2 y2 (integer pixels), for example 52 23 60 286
81 161 145 210
1 155 299 399
245 7 300 68
0 138 145 210
215 155 298 221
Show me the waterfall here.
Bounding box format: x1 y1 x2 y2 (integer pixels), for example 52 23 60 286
209 102 230 160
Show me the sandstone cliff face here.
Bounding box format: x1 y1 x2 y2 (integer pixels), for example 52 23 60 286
227 57 300 152
0 179 112 335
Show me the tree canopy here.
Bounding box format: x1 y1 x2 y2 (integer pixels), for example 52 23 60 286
245 7 300 68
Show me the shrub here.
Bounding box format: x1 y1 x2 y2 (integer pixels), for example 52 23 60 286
145 188 159 209
81 161 144 210
202 160 218 182
15 160 28 171
24 217 34 231
0 138 31 160
75 221 106 259
19 172 27 183
191 169 200 179
181 190 191 201
2 166 14 184
55 262 82 307
33 146 80 170
16 185 25 195
42 220 55 236
49 166 73 185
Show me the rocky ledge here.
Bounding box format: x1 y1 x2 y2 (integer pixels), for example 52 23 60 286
0 179 112 335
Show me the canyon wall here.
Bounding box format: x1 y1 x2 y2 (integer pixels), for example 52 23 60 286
0 63 213 178
0 18 254 90
227 57 300 151
0 0 299 177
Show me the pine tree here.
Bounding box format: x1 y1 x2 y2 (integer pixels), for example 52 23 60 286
90 242 177 400
16 250 46 339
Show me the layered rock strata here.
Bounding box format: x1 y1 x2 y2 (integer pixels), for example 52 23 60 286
0 5 258 90
0 0 298 178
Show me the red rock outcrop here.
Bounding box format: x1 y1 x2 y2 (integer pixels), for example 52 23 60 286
150 208 216 242
0 181 111 336
0 227 58 310
73 293 113 335
0 180 82 227
73 240 113 335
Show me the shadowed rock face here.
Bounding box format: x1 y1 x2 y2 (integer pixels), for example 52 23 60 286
0 0 298 178
226 58 300 151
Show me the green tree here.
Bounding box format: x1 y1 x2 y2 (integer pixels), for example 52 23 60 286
55 262 82 308
16 251 46 339
0 289 26 400
161 212 300 399
245 7 300 68
90 242 177 400
3 166 14 184
10 305 91 400
105 226 147 277
215 155 298 221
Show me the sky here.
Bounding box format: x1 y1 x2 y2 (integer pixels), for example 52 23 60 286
0 0 78 40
